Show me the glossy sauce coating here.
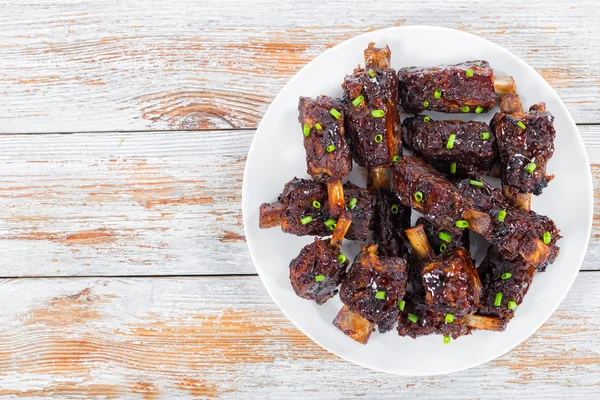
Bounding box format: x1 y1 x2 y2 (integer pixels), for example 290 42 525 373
339 244 408 333
298 96 352 182
416 217 469 256
373 189 412 258
402 116 498 176
398 60 496 114
289 238 349 305
491 103 556 195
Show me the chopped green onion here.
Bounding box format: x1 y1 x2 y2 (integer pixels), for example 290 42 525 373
349 197 358 210
371 109 385 118
326 144 335 153
494 292 503 307
300 216 313 225
434 89 442 99
480 131 490 140
445 313 454 323
414 191 423 202
498 210 507 222
443 335 451 344
324 219 336 230
312 200 321 209
408 313 418 323
543 231 551 245
374 134 383 143
438 232 451 243
368 68 375 78
315 123 322 131
391 204 399 214
446 134 456 149
338 253 347 263
315 274 325 282
423 100 430 108
501 272 512 280
303 123 311 137
525 162 536 173
456 220 469 228
439 243 447 253
508 301 518 311
470 180 483 187
450 162 456 174
465 69 474 78
375 290 386 300
398 300 406 311
475 106 484 114
517 121 526 130
330 108 341 120
461 105 470 112
424 116 431 123
475 61 482 67
392 155 400 163
352 95 365 107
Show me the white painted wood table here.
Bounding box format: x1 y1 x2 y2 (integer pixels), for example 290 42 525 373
1 1 599 398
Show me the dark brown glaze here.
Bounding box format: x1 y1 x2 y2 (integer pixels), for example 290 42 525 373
491 103 556 195
397 295 471 339
477 246 535 321
339 244 408 333
344 182 374 241
373 189 412 258
402 116 498 176
392 156 482 236
421 248 481 316
289 238 349 305
298 96 352 182
259 178 373 240
342 45 401 168
398 60 496 114
259 178 330 237
416 217 469 256
454 178 561 271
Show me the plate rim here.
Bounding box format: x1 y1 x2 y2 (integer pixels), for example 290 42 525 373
241 25 594 376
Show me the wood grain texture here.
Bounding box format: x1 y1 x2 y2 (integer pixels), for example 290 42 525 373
1 126 599 276
0 274 596 399
1 0 599 133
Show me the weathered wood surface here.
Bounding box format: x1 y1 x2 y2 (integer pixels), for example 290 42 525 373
0 274 596 399
1 0 599 134
1 126 598 277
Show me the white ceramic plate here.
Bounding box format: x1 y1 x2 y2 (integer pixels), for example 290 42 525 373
242 26 593 375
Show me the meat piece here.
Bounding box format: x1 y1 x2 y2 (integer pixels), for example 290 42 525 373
402 115 499 176
343 43 402 173
333 305 376 345
454 178 561 271
398 60 515 114
392 157 555 270
491 103 556 195
289 238 349 304
499 93 523 114
477 246 535 321
339 243 408 333
259 178 373 240
373 188 411 258
416 217 469 256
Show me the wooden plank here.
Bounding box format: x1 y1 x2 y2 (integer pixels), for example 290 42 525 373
0 0 599 134
1 126 599 277
0 274 597 398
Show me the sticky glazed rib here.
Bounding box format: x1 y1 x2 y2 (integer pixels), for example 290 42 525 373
416 217 469 256
392 156 555 270
477 246 535 321
289 212 352 304
337 244 408 336
298 96 352 215
454 178 561 271
398 60 516 114
259 178 373 240
402 115 499 176
372 189 412 258
491 103 556 195
342 43 402 185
